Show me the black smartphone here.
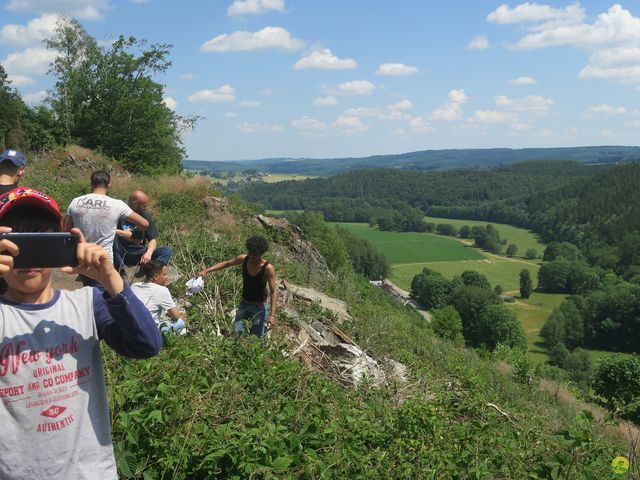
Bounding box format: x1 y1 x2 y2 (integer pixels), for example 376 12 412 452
0 233 80 268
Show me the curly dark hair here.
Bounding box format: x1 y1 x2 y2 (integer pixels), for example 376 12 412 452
246 235 269 255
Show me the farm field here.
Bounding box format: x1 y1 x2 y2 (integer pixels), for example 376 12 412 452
424 215 546 263
336 223 484 264
262 173 318 183
390 257 539 293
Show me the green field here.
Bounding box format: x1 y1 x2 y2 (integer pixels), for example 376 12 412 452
424 216 546 262
336 223 484 264
262 173 318 183
391 257 539 293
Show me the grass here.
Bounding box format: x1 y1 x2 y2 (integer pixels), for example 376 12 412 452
390 257 539 293
262 173 318 183
424 215 546 262
336 223 484 264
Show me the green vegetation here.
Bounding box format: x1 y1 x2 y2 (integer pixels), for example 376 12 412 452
392 258 539 293
336 223 483 264
20 151 635 478
1 16 195 174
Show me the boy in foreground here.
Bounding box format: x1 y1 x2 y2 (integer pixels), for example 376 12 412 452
0 187 162 479
197 235 277 337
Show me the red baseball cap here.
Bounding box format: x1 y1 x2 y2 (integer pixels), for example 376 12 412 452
0 187 62 227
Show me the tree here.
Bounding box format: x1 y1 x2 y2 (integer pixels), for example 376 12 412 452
294 211 348 272
473 224 502 254
449 285 501 347
593 354 640 423
461 270 491 290
494 284 503 295
436 223 456 236
47 19 196 173
519 269 533 299
410 268 452 310
478 305 527 351
543 241 583 262
458 225 471 239
45 16 98 144
525 248 538 260
430 306 464 346
506 244 518 257
0 64 29 149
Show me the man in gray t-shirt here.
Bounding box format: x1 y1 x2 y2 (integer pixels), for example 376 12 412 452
65 171 148 286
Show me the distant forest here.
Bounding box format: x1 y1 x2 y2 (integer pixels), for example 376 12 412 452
184 145 640 176
240 160 640 280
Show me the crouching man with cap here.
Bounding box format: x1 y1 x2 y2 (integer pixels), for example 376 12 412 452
0 187 162 479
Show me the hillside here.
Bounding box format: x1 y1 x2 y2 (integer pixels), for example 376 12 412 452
20 148 637 478
184 145 640 176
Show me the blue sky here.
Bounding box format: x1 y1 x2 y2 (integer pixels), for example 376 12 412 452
2 0 640 161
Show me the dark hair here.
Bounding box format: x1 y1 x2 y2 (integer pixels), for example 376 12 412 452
0 206 60 232
246 235 269 255
90 170 111 188
134 260 165 281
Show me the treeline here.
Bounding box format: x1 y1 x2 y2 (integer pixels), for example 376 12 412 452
1 17 194 174
241 161 604 225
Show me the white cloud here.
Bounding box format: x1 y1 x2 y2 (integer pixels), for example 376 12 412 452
493 5 640 86
188 85 236 102
511 122 531 132
468 35 489 50
495 94 553 114
293 49 356 70
5 0 110 20
227 0 285 16
237 121 283 133
163 97 177 110
585 104 626 116
6 74 35 86
471 110 516 124
258 87 273 95
509 5 640 49
387 99 413 111
2 47 56 82
375 63 418 76
22 90 47 104
409 115 433 133
0 14 59 47
291 116 326 131
332 115 369 134
200 26 304 53
487 3 585 26
313 95 337 106
225 111 238 118
180 73 196 80
509 76 536 85
429 89 468 121
338 80 375 96
238 100 260 107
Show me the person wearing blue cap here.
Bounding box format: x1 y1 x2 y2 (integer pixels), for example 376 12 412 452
0 148 26 195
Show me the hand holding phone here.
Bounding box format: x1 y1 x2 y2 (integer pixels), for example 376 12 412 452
0 232 79 269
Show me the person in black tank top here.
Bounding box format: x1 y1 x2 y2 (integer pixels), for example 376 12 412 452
198 235 277 338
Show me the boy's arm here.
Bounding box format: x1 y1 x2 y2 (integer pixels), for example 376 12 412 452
93 286 162 358
197 254 245 277
126 211 149 231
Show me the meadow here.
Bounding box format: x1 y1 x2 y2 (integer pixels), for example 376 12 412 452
336 223 484 264
424 215 546 262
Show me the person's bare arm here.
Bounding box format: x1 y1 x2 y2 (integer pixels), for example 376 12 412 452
115 228 133 239
140 239 157 264
63 215 74 232
126 211 149 231
266 264 277 329
197 254 245 277
167 306 185 321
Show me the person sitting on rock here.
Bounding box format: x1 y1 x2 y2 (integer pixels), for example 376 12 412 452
197 235 277 337
131 260 187 335
113 190 172 273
